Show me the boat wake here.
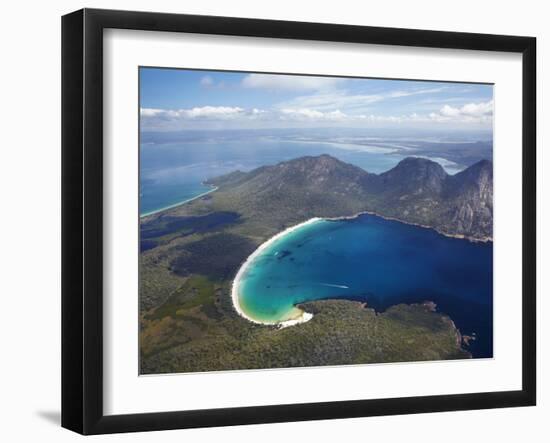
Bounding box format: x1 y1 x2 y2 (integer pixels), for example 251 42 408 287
320 283 349 289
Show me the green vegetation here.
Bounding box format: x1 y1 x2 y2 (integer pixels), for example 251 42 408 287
141 300 468 374
139 155 485 373
170 233 257 280
146 275 218 320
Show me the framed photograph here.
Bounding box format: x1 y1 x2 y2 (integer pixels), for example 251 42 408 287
62 8 536 434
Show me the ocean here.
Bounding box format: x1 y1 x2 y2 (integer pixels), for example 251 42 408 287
139 130 492 216
237 214 493 358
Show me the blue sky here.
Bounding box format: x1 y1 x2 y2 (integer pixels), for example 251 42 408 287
140 68 493 131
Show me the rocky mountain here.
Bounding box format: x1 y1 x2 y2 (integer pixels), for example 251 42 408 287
206 154 493 240
378 157 447 195
442 159 493 238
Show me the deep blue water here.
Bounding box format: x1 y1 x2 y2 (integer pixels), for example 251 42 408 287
238 214 493 358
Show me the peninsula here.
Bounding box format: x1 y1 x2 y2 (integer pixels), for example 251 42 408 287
139 155 493 373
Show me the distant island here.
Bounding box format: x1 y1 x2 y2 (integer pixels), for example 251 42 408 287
139 155 493 374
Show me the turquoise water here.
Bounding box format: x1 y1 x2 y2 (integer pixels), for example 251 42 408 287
237 214 493 358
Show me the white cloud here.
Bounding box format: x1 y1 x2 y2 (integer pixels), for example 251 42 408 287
386 87 447 99
440 104 461 117
277 87 447 113
140 106 250 130
360 100 493 125
280 108 347 121
140 108 165 117
184 106 244 118
140 106 244 120
200 76 214 87
280 91 382 112
434 100 493 122
242 74 343 91
461 100 494 116
140 99 493 130
281 108 323 119
325 110 347 120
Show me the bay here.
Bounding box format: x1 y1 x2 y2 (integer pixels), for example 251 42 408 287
237 213 493 358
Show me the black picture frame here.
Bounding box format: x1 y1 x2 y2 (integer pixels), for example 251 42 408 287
62 8 537 435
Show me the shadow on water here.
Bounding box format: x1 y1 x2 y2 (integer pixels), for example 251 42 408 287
140 211 242 252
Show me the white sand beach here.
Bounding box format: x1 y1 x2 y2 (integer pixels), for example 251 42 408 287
230 218 322 327
140 185 218 218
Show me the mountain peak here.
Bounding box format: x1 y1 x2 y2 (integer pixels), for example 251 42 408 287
380 156 447 194
468 158 492 172
476 158 492 167
207 154 372 216
393 156 446 173
206 154 492 240
283 154 344 167
274 154 368 181
451 158 492 183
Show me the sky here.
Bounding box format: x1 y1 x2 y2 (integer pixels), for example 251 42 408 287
140 68 494 132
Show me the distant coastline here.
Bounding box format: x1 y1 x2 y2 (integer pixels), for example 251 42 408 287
140 184 218 218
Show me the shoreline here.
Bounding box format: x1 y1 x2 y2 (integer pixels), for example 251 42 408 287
231 218 321 328
232 210 492 328
325 210 493 244
140 185 218 219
